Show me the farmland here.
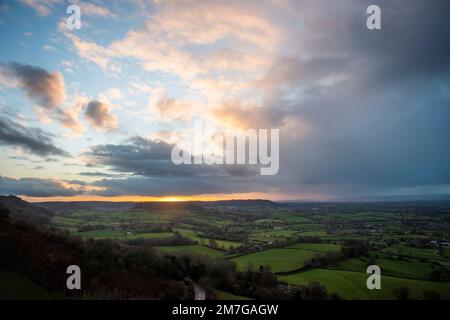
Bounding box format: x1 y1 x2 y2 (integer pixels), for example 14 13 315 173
231 248 317 272
33 199 450 299
280 269 450 300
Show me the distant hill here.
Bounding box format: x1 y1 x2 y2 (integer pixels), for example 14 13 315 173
0 195 54 224
132 199 279 211
36 201 135 212
198 199 279 207
133 201 202 212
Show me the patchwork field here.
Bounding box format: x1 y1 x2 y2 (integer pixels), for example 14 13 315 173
153 245 224 257
334 256 439 280
231 248 317 272
41 200 450 300
383 244 447 262
286 243 342 253
77 229 175 239
280 269 450 300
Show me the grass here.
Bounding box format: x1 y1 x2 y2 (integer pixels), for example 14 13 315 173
280 268 450 300
174 229 241 249
77 229 124 238
123 232 175 239
174 228 201 241
200 239 242 249
297 230 328 237
0 269 61 300
231 248 316 272
286 243 342 253
215 290 253 300
153 245 224 257
77 229 176 239
334 256 445 280
249 230 299 241
384 244 449 262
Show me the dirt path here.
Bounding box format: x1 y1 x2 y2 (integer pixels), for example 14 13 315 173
194 284 206 300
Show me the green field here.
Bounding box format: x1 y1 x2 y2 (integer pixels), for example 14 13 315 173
297 230 328 237
280 269 450 300
286 243 342 253
123 232 175 239
77 229 124 238
231 248 317 272
153 245 224 257
335 256 441 280
174 228 201 241
175 228 241 249
212 239 242 249
45 201 450 300
76 229 176 239
384 244 447 262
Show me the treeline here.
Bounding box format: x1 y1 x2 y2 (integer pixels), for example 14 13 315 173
123 231 195 246
227 236 326 256
305 240 371 269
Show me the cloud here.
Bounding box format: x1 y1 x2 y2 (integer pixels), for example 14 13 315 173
1 62 66 109
90 175 258 197
150 91 196 122
238 0 450 199
85 136 196 176
0 117 68 157
56 108 85 134
62 31 121 73
84 100 118 131
85 136 259 178
62 0 282 102
78 171 125 178
78 135 270 197
0 62 85 134
76 1 116 17
212 101 286 130
5 0 450 200
19 0 61 16
0 176 82 197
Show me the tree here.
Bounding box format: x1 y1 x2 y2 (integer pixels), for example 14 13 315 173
423 291 441 300
306 282 328 300
209 239 218 248
393 286 410 300
0 203 10 219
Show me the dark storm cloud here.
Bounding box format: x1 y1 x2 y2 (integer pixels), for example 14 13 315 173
79 171 126 178
0 117 69 157
86 136 192 176
91 173 272 197
81 1 450 199
80 135 267 196
0 176 83 197
346 0 450 85
245 0 450 198
1 62 66 108
86 136 253 178
92 176 231 196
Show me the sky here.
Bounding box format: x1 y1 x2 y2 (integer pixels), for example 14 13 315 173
0 0 449 202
